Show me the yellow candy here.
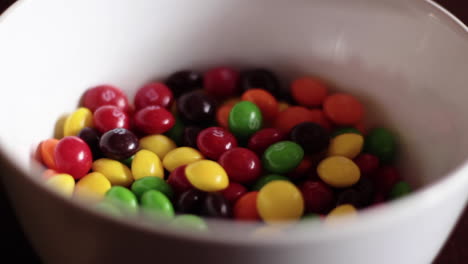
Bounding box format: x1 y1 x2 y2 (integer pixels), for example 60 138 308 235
54 113 69 139
325 204 357 224
162 147 204 172
46 173 75 198
278 101 290 112
63 107 93 137
257 181 304 223
140 134 176 160
92 158 134 186
317 156 360 188
131 149 164 180
185 160 229 192
328 133 364 159
74 172 111 202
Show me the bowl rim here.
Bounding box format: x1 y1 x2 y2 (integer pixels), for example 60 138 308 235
0 0 468 247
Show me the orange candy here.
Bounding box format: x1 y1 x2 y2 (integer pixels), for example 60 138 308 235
241 89 279 122
216 98 240 129
274 106 315 134
309 109 332 131
291 77 328 107
234 192 260 221
323 93 364 125
42 169 58 180
38 139 59 170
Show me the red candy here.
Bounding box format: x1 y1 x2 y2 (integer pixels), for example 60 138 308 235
218 148 262 184
167 165 192 195
374 166 400 194
247 128 284 155
134 106 175 134
309 109 332 131
204 67 240 98
221 182 248 205
287 156 314 181
196 127 238 160
291 77 328 107
354 153 380 176
234 192 260 221
54 136 92 179
93 105 130 133
82 85 130 112
274 106 316 134
323 93 364 126
134 82 174 110
300 181 335 214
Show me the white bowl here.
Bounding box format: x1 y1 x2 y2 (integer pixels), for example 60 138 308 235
1 0 468 263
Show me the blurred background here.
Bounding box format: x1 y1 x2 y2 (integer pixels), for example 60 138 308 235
0 0 467 263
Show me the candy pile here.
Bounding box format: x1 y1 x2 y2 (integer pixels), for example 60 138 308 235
36 67 412 229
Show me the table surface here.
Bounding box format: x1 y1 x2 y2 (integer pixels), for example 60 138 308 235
0 0 467 263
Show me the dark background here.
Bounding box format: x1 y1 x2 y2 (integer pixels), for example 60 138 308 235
0 0 467 263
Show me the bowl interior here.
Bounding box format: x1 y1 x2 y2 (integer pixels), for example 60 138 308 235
1 0 468 240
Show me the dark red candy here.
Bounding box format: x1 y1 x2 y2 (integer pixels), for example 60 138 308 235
240 69 280 96
289 122 330 154
197 127 238 160
93 105 130 133
134 82 174 110
221 182 248 205
354 177 375 207
165 70 203 98
99 128 139 160
82 85 130 113
134 106 175 134
354 153 380 176
336 189 361 208
201 192 232 218
77 127 102 159
167 165 192 195
182 126 203 148
218 148 262 184
300 181 335 214
287 156 314 181
177 91 217 123
176 189 206 214
374 166 400 194
54 136 92 180
204 66 240 98
247 128 284 155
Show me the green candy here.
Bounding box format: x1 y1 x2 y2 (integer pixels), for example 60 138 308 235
95 201 123 218
131 176 174 200
140 190 175 221
229 101 262 138
252 174 290 191
105 186 138 215
121 155 134 168
165 115 184 146
170 214 208 232
389 181 412 199
364 127 397 163
262 141 304 174
331 127 361 138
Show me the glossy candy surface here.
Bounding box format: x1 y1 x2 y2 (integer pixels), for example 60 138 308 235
328 133 364 159
300 180 335 214
176 189 206 214
63 107 93 137
131 176 174 200
105 186 138 215
262 141 304 174
99 128 139 160
229 101 263 138
134 82 174 110
140 190 175 220
139 134 176 160
131 149 164 180
290 122 330 154
55 136 93 179
197 127 237 159
134 106 175 134
185 160 229 192
317 156 360 188
92 158 133 186
165 70 203 98
46 173 75 198
74 172 111 202
78 127 102 159
234 192 260 221
323 93 364 125
201 192 232 218
162 147 204 172
204 66 240 98
93 105 130 133
218 148 262 183
274 106 316 134
38 138 59 170
248 128 284 155
177 91 217 123
221 182 248 205
167 165 192 195
257 181 304 223
182 126 203 148
252 174 290 191
82 85 130 113
241 89 279 122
